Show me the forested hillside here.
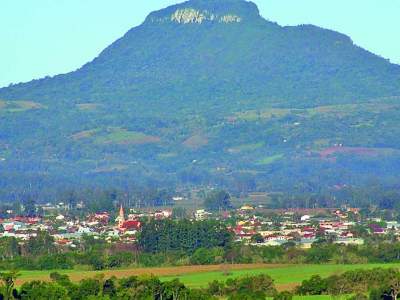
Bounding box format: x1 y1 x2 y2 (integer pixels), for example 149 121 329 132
1 0 400 199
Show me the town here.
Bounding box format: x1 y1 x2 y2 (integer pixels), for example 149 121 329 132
0 200 395 250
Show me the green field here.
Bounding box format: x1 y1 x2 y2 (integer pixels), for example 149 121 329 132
161 263 400 288
71 127 162 145
14 263 400 291
228 142 265 154
257 154 284 165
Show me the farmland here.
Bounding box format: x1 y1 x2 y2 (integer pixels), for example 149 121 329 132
13 263 400 291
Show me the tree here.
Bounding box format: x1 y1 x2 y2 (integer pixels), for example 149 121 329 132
23 197 36 217
19 281 68 300
0 237 19 260
208 280 225 297
138 219 233 254
274 291 293 300
225 274 276 298
296 275 328 295
191 248 224 265
251 233 264 244
49 272 72 288
347 293 368 300
75 278 101 299
204 190 232 212
62 190 78 211
24 231 55 256
0 271 19 300
162 279 187 299
172 207 187 219
388 273 400 300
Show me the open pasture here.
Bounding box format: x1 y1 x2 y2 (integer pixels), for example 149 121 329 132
14 263 400 291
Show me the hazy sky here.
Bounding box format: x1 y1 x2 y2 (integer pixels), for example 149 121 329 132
0 0 399 88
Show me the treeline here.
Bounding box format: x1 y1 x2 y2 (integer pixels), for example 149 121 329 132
4 182 400 218
0 272 277 300
0 187 176 217
296 267 400 300
269 184 400 211
4 230 400 271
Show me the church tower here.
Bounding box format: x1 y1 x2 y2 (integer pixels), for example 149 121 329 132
116 204 125 228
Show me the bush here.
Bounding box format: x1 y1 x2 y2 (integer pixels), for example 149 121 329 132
296 275 328 295
274 291 293 300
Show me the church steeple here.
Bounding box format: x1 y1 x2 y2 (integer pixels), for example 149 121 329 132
117 204 125 228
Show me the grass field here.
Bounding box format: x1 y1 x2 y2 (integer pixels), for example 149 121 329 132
228 142 265 154
76 103 101 111
0 100 44 112
13 263 400 291
257 154 284 165
71 129 101 140
94 127 160 145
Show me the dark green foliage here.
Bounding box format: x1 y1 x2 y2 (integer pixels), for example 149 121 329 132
106 252 135 269
0 0 400 197
22 198 36 217
295 268 400 297
19 281 68 300
36 254 74 270
0 238 19 260
5 236 400 271
348 293 369 300
225 274 277 299
190 247 224 265
24 231 55 257
138 219 233 253
250 233 264 243
0 271 19 300
274 291 294 300
204 190 232 212
296 275 328 295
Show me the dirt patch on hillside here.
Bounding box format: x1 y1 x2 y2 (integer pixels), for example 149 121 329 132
183 134 208 149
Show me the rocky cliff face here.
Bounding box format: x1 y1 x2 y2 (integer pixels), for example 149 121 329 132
149 8 242 24
145 0 259 24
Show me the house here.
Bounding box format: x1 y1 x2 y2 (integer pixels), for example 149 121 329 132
300 215 311 222
369 224 385 234
120 220 141 231
194 209 211 221
240 205 254 211
334 237 364 245
154 210 172 219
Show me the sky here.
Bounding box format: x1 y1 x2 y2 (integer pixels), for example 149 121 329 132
0 0 399 88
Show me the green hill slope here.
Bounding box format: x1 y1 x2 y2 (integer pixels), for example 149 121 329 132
1 0 400 198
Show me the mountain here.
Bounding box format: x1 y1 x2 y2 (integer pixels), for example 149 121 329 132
1 0 400 198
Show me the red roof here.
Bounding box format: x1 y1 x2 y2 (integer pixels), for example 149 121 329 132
302 227 314 232
303 233 315 239
121 220 141 230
